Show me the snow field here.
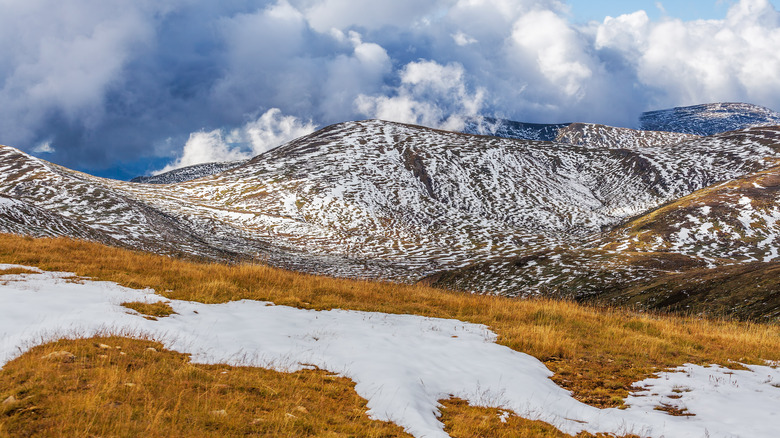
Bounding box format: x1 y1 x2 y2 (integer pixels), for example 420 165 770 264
1 265 779 438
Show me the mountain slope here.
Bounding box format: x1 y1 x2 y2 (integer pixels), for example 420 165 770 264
131 160 247 184
0 195 124 245
601 163 780 262
461 117 569 141
425 130 780 319
640 102 780 136
554 123 698 149
131 121 780 279
0 146 240 261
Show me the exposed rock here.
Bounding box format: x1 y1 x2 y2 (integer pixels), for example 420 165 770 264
42 350 75 362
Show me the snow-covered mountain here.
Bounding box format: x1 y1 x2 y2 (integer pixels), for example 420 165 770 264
462 117 569 141
462 117 699 149
640 102 780 136
3 116 780 318
131 160 247 184
554 123 698 149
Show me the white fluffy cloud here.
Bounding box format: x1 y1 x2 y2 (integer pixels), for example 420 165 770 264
510 9 593 99
595 0 780 108
290 0 450 32
157 109 316 173
355 60 485 130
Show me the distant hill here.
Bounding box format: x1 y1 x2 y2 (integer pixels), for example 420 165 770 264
553 123 698 149
461 117 569 141
640 102 780 136
131 160 247 184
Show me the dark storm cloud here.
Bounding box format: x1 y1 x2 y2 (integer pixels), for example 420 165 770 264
0 0 779 179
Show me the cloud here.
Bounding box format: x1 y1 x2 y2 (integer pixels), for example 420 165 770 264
291 0 449 32
452 31 478 46
32 141 55 154
0 1 160 152
0 0 779 178
595 0 780 108
155 129 246 174
510 9 593 99
355 60 485 130
237 109 318 155
155 109 316 174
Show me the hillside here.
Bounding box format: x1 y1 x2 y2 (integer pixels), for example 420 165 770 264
554 123 698 149
426 134 780 320
130 160 247 184
640 102 780 136
462 117 569 141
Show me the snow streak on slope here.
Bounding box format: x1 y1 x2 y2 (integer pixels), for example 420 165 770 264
640 103 780 136
2 267 779 438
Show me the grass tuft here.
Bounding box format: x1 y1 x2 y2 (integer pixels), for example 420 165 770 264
122 301 176 320
0 267 38 276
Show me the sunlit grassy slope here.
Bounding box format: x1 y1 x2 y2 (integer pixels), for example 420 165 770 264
1 234 779 437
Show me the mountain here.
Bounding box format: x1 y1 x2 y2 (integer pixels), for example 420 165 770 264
130 160 247 184
0 194 125 245
2 115 780 319
462 117 569 141
0 146 242 261
640 102 780 136
461 117 700 150
553 123 698 149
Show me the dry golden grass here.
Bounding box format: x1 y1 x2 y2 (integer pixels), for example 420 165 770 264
0 336 407 437
0 233 779 436
439 398 625 438
0 267 38 276
121 301 176 319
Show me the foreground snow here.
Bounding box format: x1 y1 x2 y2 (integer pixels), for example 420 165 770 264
1 266 778 438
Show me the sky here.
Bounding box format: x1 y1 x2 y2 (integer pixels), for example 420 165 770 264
567 0 737 22
1 0 779 179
